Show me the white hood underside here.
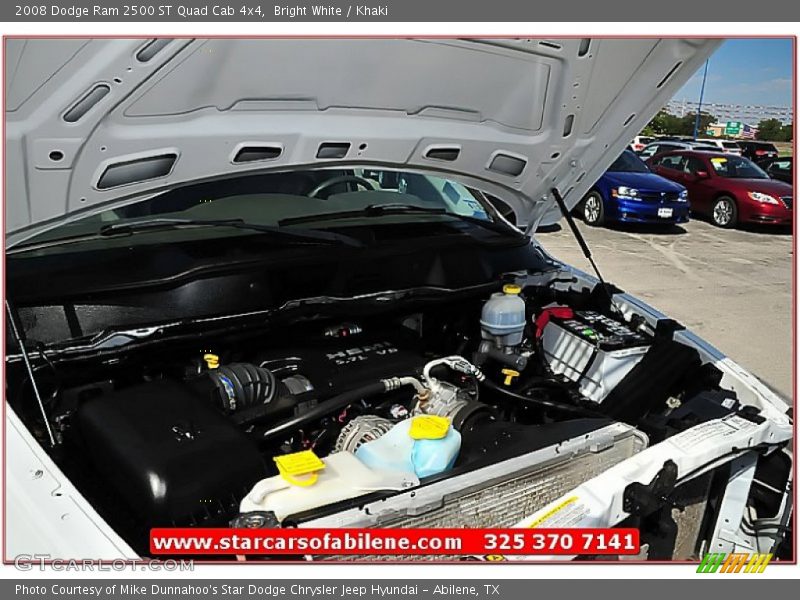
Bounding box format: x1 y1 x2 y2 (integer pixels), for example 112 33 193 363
5 38 720 245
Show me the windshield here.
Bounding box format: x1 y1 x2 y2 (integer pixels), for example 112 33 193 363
708 155 770 179
608 150 650 173
15 169 498 253
722 142 740 149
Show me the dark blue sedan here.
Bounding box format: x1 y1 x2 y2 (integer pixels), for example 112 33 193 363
578 150 690 226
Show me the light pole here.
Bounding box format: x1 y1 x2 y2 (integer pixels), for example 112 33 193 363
693 59 710 140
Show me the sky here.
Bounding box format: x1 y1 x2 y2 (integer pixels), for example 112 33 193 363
672 38 793 107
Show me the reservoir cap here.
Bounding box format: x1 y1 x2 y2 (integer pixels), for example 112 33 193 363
409 415 450 440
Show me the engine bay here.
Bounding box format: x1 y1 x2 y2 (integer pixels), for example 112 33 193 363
6 275 782 557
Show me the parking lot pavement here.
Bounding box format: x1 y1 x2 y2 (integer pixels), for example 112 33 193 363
537 219 793 399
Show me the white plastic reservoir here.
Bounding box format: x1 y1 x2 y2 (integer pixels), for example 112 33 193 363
480 284 527 346
239 452 418 521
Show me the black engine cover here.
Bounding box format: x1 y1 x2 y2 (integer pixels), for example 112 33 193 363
77 380 266 525
257 329 426 394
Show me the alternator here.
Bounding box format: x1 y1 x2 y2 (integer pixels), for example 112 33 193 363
334 415 395 453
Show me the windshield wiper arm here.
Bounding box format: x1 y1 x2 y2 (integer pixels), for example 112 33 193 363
279 204 525 238
97 217 363 247
99 217 242 236
278 204 446 226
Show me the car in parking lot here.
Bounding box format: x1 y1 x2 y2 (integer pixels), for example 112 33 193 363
737 141 780 161
756 156 793 185
648 150 792 227
694 138 743 155
577 149 689 226
637 140 718 160
630 135 655 152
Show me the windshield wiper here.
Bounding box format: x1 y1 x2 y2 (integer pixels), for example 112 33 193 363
278 204 446 226
10 218 363 254
98 217 363 247
278 204 525 238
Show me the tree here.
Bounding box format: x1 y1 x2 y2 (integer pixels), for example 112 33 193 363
645 110 684 135
645 110 672 135
676 112 714 136
756 119 784 141
643 109 714 137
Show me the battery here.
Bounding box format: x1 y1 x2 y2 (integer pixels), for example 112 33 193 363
541 310 651 403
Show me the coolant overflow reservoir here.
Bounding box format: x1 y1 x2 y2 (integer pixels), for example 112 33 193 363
240 451 417 522
480 284 526 346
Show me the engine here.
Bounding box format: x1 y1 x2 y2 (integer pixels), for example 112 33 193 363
23 279 727 555
76 323 435 528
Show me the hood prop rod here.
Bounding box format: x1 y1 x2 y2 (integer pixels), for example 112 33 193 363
550 187 620 315
5 301 57 447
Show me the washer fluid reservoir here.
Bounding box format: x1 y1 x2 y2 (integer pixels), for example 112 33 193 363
355 415 461 478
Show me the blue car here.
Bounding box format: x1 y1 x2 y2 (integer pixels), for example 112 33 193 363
578 150 689 226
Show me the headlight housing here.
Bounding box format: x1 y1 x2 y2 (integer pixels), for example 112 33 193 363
678 190 689 202
747 191 780 205
613 186 639 198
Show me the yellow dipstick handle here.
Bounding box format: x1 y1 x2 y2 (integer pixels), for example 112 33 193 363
501 368 520 386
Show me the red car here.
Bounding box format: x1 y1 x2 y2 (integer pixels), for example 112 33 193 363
647 150 793 228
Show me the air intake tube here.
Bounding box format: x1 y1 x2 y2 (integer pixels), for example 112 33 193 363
206 363 279 414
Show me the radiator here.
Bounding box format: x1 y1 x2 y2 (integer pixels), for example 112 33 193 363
298 422 647 561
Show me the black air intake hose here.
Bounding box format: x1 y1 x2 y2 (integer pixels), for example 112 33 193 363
258 381 389 445
207 363 278 414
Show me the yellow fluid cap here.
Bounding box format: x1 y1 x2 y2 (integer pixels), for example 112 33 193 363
409 415 450 440
274 450 325 487
501 368 520 386
203 353 220 369
502 283 522 295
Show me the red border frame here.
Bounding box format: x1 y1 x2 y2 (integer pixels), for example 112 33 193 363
1 34 796 568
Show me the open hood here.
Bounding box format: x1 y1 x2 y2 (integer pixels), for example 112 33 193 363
5 38 720 245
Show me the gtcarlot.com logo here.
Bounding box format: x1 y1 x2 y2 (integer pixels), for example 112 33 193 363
696 552 772 573
13 554 193 572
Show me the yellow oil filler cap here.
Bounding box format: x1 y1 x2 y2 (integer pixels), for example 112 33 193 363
274 450 325 487
203 353 220 369
502 283 522 295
